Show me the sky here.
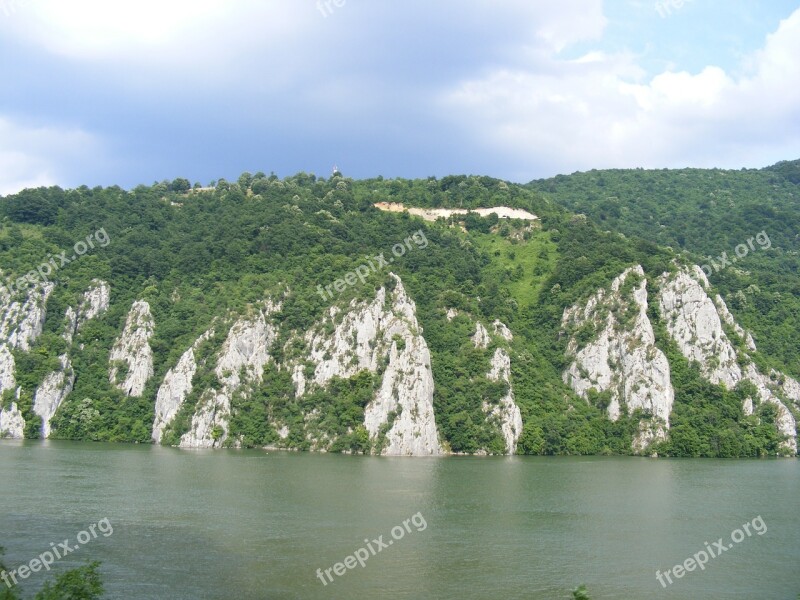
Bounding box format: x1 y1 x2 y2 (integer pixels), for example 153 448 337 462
0 0 799 194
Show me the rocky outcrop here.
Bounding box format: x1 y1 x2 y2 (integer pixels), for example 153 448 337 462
109 300 155 397
493 320 513 342
563 266 674 452
742 364 797 453
0 282 57 439
79 280 111 325
374 202 538 222
300 274 441 455
777 372 800 409
0 344 15 395
0 399 25 439
1 283 55 351
472 322 490 349
180 303 280 448
33 355 75 438
30 281 111 438
483 347 523 454
0 345 23 438
714 294 757 352
658 267 741 388
659 266 797 454
64 280 110 344
153 330 213 444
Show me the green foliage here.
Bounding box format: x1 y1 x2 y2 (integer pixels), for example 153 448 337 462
34 562 103 600
1 164 797 456
0 547 103 600
572 584 591 600
649 306 786 457
531 162 800 378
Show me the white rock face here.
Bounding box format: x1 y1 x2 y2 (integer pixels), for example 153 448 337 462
153 330 213 443
483 348 523 454
563 266 674 452
659 266 741 389
778 373 800 409
302 274 441 455
1 283 55 351
291 364 307 399
64 280 110 344
445 308 459 322
109 300 155 397
0 401 25 439
374 202 538 222
180 305 279 448
80 280 111 324
0 344 15 395
743 363 797 454
63 307 78 345
0 343 23 438
472 322 490 349
493 320 513 342
714 294 757 351
306 297 384 387
33 355 75 438
659 266 797 454
364 330 440 456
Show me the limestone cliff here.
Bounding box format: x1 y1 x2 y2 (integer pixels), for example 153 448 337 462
180 303 280 448
64 280 111 345
0 345 23 439
658 267 741 388
0 283 54 351
152 330 213 444
33 355 75 438
34 281 110 437
659 266 797 454
0 344 15 395
109 300 155 397
298 274 441 455
0 399 25 439
471 322 490 349
563 266 674 452
484 346 523 454
1 281 58 437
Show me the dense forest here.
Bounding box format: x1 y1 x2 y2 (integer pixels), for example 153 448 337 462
529 160 800 379
1 162 798 457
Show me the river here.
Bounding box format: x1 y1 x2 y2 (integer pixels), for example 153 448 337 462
1 441 798 599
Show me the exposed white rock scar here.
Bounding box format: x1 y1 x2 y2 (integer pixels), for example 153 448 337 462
374 202 537 222
108 300 155 397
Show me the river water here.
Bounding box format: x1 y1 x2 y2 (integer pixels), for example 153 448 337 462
1 441 798 599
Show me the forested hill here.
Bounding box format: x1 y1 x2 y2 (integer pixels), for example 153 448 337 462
0 168 798 457
529 160 800 379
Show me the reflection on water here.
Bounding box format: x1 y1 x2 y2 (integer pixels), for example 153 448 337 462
1 441 798 599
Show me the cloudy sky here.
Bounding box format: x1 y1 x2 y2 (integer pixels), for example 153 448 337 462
0 0 798 194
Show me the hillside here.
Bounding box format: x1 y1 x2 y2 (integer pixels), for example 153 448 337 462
1 170 798 456
529 160 800 379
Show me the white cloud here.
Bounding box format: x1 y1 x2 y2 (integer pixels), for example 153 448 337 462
1 0 309 73
0 117 103 195
441 8 800 178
